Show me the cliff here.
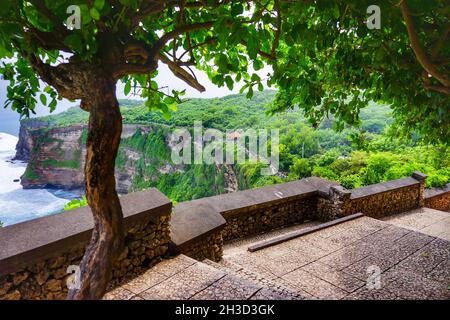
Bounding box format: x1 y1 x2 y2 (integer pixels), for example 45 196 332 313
15 121 237 198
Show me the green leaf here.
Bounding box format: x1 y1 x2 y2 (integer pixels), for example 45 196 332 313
63 34 83 53
39 94 47 106
49 99 57 112
94 0 105 10
231 3 244 16
90 8 100 20
225 76 234 90
124 81 131 95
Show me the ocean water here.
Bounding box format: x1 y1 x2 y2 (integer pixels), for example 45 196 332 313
0 132 77 226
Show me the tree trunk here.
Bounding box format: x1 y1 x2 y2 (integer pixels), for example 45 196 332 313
67 73 124 300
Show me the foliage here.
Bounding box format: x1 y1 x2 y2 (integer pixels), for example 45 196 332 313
0 1 448 143
268 1 450 144
64 196 88 211
31 91 450 204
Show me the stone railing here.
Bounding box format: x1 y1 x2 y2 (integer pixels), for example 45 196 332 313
2 171 447 300
169 172 439 261
424 183 450 212
334 172 427 218
0 189 171 300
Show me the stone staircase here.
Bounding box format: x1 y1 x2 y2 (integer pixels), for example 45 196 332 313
104 253 308 300
105 208 450 300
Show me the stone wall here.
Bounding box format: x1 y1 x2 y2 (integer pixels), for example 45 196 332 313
169 178 333 259
221 196 317 241
180 231 223 262
316 173 426 219
2 172 444 300
424 184 450 212
0 189 171 300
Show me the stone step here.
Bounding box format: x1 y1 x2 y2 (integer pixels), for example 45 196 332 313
106 254 306 300
203 259 309 300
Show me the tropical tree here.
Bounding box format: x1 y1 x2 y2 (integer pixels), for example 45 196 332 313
269 0 449 143
0 0 448 300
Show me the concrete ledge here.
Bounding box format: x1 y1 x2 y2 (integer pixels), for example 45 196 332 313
247 213 364 252
424 183 450 199
350 177 419 199
0 188 171 276
172 177 336 218
169 201 226 252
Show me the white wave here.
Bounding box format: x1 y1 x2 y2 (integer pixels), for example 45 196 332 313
0 189 69 226
0 132 71 226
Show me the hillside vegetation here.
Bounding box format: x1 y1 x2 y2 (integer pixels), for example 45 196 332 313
26 91 448 206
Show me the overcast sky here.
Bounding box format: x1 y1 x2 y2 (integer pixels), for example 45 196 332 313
0 62 273 136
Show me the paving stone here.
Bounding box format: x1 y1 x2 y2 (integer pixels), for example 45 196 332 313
249 288 302 300
140 262 226 300
282 269 347 300
421 222 450 238
122 270 168 294
190 275 261 300
297 236 343 254
360 225 411 246
253 248 319 277
343 287 399 300
316 222 354 239
382 266 449 300
302 261 365 293
283 240 329 260
427 259 450 283
103 287 135 300
318 245 369 270
150 255 197 277
342 255 395 281
397 238 450 275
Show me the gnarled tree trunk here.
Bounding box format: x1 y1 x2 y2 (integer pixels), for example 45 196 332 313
67 71 124 300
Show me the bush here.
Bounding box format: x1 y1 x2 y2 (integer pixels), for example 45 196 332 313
64 196 88 211
311 166 339 181
340 174 363 189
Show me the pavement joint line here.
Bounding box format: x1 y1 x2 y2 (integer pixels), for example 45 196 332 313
247 213 365 252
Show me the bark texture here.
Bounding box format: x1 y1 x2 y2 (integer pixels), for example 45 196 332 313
67 71 124 300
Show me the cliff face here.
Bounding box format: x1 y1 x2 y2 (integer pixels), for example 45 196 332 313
19 123 87 190
15 122 233 198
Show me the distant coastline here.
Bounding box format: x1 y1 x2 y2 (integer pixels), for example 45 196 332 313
0 132 76 226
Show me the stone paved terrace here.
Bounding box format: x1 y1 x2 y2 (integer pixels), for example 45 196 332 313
382 207 450 241
105 210 450 300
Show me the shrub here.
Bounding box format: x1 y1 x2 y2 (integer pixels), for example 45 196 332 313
64 196 88 211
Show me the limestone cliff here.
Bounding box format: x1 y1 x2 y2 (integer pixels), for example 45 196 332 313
15 121 234 198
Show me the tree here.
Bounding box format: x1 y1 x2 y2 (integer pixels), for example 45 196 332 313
0 0 284 300
268 0 449 144
0 0 448 300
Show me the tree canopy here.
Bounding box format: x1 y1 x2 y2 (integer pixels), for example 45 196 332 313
1 1 449 142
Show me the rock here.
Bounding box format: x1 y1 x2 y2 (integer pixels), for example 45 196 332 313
0 282 12 296
3 290 21 300
53 267 67 279
48 256 66 269
35 271 50 285
13 272 29 286
117 247 129 261
44 279 62 292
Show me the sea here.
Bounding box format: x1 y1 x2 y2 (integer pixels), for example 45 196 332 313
0 132 79 226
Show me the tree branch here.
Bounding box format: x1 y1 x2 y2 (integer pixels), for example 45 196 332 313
399 0 450 89
157 53 205 92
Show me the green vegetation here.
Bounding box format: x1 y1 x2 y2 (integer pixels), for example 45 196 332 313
42 158 80 169
46 91 449 206
64 196 88 211
23 165 40 181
